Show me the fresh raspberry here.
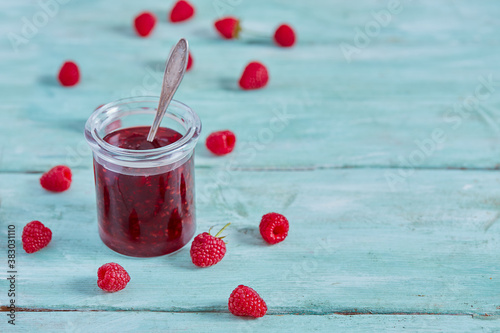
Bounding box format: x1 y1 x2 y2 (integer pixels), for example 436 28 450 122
57 61 80 87
214 17 241 39
40 165 72 192
22 221 52 254
274 24 296 47
205 130 236 156
169 0 195 23
238 61 269 90
186 51 193 71
97 263 131 293
134 12 156 37
259 212 289 244
190 223 230 267
228 285 267 318
40 165 71 192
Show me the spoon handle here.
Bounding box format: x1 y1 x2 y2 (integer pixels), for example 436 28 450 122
147 38 189 142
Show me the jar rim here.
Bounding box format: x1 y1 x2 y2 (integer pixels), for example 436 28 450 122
84 96 201 168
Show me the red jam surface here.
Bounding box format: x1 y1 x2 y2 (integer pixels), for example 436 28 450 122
94 126 195 257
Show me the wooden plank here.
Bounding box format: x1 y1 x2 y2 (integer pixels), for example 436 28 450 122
2 0 500 330
9 312 500 332
0 168 499 315
2 0 500 171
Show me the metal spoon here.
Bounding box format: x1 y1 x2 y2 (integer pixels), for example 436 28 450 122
147 38 189 142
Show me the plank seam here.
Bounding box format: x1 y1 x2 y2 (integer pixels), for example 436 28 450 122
1 307 492 317
2 164 500 174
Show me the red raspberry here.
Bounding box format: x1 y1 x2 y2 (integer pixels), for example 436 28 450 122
214 17 241 39
97 263 131 293
205 130 236 156
190 223 230 267
134 12 156 37
169 0 195 23
259 212 289 244
228 285 267 318
239 61 269 90
274 24 296 47
22 221 52 254
58 61 80 87
186 51 193 71
40 165 72 192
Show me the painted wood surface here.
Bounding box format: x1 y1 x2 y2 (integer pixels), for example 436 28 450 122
15 313 500 332
1 0 500 331
1 0 500 172
1 169 500 331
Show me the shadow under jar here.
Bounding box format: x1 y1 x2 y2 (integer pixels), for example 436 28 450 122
85 97 201 257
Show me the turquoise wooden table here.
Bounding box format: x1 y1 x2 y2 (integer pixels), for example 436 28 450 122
1 0 500 331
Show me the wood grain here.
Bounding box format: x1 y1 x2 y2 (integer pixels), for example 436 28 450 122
15 312 500 332
1 0 500 172
1 0 500 331
1 169 499 317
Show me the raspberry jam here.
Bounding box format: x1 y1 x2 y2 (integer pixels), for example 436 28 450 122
94 126 195 257
85 98 201 257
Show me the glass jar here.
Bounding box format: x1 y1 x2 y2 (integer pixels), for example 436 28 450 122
84 97 201 257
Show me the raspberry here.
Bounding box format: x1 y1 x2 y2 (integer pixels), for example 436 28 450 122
228 285 267 318
40 165 72 192
97 263 131 293
190 223 230 267
205 130 236 156
169 0 195 23
259 212 289 244
22 221 52 254
274 24 296 47
186 51 193 71
134 12 156 37
214 17 241 39
238 61 269 90
58 61 80 87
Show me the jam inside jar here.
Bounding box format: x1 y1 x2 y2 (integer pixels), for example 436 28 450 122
85 97 201 257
